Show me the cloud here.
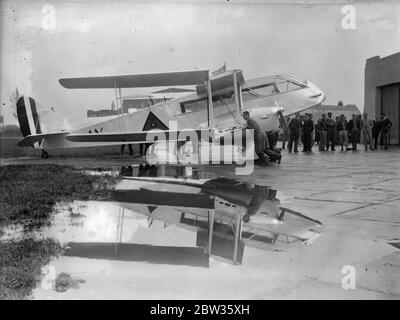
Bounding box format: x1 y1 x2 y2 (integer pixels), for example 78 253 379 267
356 2 400 32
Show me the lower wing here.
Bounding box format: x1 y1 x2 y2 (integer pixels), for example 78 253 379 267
18 127 248 148
65 129 213 144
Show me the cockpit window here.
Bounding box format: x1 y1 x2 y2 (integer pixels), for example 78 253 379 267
242 80 305 101
180 79 306 113
276 80 303 92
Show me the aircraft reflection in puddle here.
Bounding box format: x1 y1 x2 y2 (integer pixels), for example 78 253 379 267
64 174 322 266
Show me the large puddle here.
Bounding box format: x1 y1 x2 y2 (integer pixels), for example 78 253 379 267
35 176 323 268
21 174 324 298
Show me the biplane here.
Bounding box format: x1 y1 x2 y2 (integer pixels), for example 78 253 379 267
16 69 325 161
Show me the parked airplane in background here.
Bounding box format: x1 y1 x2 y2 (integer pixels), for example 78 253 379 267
15 69 325 161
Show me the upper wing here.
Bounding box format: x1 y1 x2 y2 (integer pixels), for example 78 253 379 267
59 70 209 89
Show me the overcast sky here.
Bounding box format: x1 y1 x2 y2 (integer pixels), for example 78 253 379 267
1 0 400 125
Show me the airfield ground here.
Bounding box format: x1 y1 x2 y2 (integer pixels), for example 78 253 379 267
1 136 399 299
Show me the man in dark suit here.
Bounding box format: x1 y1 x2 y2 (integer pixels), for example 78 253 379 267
380 113 392 150
288 113 301 153
337 114 349 151
326 112 336 151
302 113 314 153
371 115 381 150
318 114 328 151
347 114 361 150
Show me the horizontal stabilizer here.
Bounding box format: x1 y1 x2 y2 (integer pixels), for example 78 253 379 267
59 70 209 89
17 132 67 147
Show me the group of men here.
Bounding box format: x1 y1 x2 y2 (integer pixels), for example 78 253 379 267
282 112 393 153
282 112 315 153
119 111 392 163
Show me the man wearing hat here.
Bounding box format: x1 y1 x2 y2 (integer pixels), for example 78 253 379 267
288 112 301 153
326 112 336 151
302 113 314 153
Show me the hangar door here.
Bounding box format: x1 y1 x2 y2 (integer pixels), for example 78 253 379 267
380 83 399 145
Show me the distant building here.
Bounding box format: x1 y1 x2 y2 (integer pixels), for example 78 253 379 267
301 103 360 120
365 52 400 144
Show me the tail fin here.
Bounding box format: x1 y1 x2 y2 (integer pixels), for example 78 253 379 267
16 96 42 137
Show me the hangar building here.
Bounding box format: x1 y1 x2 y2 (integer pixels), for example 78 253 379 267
365 52 400 145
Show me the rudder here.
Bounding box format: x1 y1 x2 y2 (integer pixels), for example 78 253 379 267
16 96 42 137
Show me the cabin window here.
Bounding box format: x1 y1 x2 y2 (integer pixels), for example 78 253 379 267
180 97 208 113
242 89 259 101
250 84 278 96
180 91 235 114
212 91 235 108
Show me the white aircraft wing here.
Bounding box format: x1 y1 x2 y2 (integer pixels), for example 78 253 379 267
65 129 213 144
59 70 209 89
17 132 68 147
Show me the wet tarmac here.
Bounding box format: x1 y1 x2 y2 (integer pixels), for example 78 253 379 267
3 145 400 299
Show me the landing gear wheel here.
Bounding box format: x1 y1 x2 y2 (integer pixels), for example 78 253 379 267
41 150 49 159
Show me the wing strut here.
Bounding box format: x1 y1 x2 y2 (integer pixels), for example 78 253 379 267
233 71 243 119
206 71 244 130
114 80 125 130
206 78 214 129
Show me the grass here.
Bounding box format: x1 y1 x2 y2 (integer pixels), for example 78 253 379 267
0 164 120 230
0 164 120 299
0 136 38 158
0 238 62 300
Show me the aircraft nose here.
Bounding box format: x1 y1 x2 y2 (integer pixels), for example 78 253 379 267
307 80 326 102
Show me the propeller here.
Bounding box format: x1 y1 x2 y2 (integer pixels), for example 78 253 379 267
274 100 287 129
